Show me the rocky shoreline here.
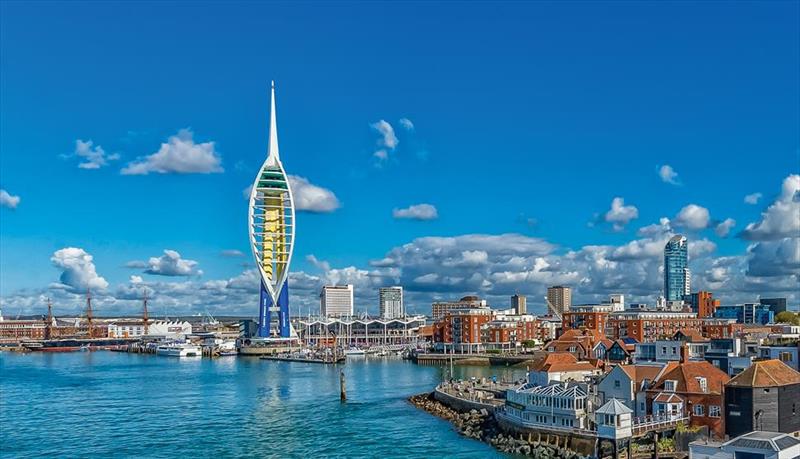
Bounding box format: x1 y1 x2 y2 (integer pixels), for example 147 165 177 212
409 392 589 458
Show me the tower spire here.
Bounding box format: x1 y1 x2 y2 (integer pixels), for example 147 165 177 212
266 80 280 166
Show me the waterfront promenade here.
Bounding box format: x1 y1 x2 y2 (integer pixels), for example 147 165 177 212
0 352 517 458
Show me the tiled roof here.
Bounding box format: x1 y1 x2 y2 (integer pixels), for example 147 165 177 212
726 359 800 388
547 362 599 373
653 392 684 403
651 361 730 394
619 364 664 389
528 352 578 372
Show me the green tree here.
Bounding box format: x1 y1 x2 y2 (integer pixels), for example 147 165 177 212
775 311 800 325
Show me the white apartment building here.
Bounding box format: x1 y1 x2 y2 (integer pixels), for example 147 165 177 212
320 284 354 317
379 286 404 319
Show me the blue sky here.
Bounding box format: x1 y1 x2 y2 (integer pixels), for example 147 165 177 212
1 1 798 316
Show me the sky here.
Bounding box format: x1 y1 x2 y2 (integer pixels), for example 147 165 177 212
0 1 798 318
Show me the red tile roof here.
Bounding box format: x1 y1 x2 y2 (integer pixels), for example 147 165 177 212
651 361 730 394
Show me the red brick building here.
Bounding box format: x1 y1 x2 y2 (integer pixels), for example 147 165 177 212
607 311 703 342
691 291 721 318
482 317 537 350
432 308 494 352
561 311 609 334
646 354 731 438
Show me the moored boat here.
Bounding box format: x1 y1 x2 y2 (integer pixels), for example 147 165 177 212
156 342 201 357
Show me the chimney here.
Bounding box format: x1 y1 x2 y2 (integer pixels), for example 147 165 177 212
680 342 688 363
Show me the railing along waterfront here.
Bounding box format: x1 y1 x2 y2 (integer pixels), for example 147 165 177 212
631 414 689 435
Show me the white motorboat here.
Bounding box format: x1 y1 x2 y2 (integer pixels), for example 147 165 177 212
156 343 201 357
344 348 365 356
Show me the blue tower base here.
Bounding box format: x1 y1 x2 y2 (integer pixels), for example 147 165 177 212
257 282 291 338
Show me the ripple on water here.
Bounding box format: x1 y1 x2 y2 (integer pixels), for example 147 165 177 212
1 353 521 458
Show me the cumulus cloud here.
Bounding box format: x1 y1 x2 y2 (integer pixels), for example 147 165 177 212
73 139 120 169
143 250 201 276
371 120 398 162
393 203 438 220
740 174 800 241
715 218 736 237
51 247 109 291
399 118 414 130
0 189 20 209
221 250 245 257
288 175 341 213
658 164 681 185
306 254 331 272
746 238 800 277
604 197 639 231
744 192 762 205
121 129 222 175
674 204 711 230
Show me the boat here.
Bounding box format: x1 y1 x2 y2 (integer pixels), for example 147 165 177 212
156 342 201 357
344 348 365 356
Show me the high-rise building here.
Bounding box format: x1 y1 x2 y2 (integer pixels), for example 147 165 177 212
379 287 404 319
664 235 690 301
761 298 788 314
511 294 527 315
248 82 295 338
320 285 354 317
546 286 571 315
689 291 720 318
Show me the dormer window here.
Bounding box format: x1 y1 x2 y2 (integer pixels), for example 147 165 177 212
664 380 677 392
696 377 707 393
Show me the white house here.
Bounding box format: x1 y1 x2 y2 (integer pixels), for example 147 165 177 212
504 381 593 431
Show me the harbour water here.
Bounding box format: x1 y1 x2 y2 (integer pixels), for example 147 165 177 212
0 352 526 458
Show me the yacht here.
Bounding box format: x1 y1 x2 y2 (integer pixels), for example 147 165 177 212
344 348 365 356
156 342 201 357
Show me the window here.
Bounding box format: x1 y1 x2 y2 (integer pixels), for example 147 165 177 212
641 402 646 412
696 377 707 393
780 352 794 362
664 380 676 392
662 346 667 354
614 380 621 388
709 405 720 418
694 404 704 416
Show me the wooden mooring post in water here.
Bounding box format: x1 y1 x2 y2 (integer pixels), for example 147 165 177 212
340 370 346 402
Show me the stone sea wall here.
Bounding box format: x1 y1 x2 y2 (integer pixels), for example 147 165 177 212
409 392 592 458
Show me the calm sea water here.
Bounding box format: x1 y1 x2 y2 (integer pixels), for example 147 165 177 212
1 352 526 458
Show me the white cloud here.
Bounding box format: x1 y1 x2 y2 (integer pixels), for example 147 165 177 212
51 247 109 291
287 175 340 213
370 120 398 162
130 275 144 284
747 238 800 277
306 254 331 272
714 218 736 237
121 129 222 175
744 192 762 205
221 250 245 257
604 197 639 231
674 204 711 230
73 139 119 169
658 164 681 185
144 250 201 276
0 189 20 209
393 203 439 220
740 174 800 241
399 118 414 130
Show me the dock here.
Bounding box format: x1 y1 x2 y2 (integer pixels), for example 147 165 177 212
260 355 345 364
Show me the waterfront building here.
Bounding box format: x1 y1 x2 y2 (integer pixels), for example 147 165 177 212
690 431 800 459
379 286 403 319
664 235 690 302
645 357 730 438
295 315 426 347
432 307 494 353
504 381 593 431
147 320 192 339
704 338 754 377
536 316 561 342
481 314 537 350
248 82 295 338
0 318 47 341
761 297 788 314
688 291 720 318
511 294 526 315
595 399 633 441
561 310 609 335
724 359 800 437
546 285 571 315
108 320 146 338
597 364 664 418
431 295 487 320
320 284 354 317
715 303 775 325
606 310 703 342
